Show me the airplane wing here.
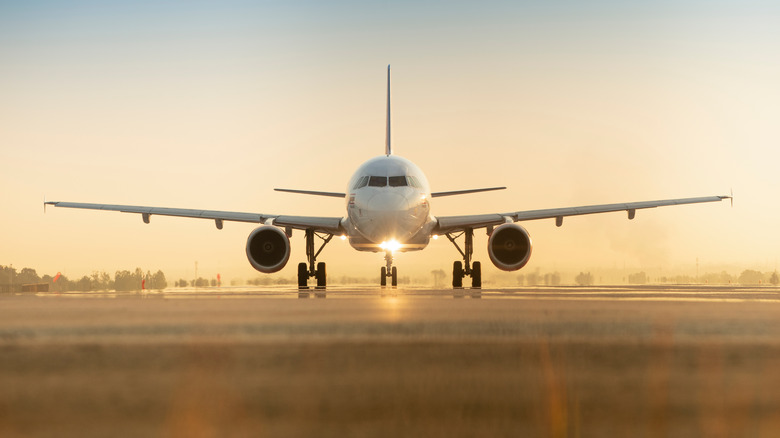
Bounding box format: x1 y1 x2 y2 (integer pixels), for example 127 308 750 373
434 195 731 234
44 202 344 234
274 188 346 198
431 187 506 198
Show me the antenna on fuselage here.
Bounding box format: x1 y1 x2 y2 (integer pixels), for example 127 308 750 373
385 64 392 156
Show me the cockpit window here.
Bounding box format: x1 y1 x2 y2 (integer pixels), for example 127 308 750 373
407 176 421 188
388 176 408 187
368 176 387 187
352 176 369 189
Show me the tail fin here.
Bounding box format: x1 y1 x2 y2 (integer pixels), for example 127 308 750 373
385 64 392 156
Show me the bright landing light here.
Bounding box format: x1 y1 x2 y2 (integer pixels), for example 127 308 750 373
379 239 402 252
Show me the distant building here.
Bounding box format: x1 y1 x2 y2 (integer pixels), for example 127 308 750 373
21 283 49 293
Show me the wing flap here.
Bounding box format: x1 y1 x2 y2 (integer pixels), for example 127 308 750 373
435 214 506 233
274 216 343 234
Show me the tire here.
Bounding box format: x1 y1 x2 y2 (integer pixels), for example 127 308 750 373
297 262 308 289
380 267 387 286
316 262 326 289
391 266 398 287
472 261 482 289
453 261 463 288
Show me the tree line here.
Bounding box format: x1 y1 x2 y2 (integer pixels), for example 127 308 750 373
627 269 779 285
0 265 167 292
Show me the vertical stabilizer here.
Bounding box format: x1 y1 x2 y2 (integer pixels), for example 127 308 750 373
385 65 392 156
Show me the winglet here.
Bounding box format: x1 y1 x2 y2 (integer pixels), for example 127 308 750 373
718 189 733 208
385 64 392 156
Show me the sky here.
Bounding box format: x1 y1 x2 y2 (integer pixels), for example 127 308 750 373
2 0 779 283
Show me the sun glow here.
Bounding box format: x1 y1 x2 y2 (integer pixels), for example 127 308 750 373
379 239 402 252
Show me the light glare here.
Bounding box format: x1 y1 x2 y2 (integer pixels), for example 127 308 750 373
379 239 402 252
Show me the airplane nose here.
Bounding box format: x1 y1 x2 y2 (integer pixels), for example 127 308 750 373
368 192 410 212
355 191 421 243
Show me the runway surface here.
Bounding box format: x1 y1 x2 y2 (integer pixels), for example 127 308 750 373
2 285 780 437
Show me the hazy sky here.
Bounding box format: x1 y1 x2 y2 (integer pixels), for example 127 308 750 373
2 0 778 282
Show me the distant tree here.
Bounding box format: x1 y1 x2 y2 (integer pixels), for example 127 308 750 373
575 272 594 286
74 275 92 291
628 272 648 285
150 270 167 290
100 272 113 290
738 269 764 285
516 275 525 286
701 271 734 284
115 269 143 291
18 268 40 284
115 270 132 291
210 278 217 287
526 271 540 286
771 271 779 286
431 269 446 288
90 271 112 290
544 272 561 286
0 265 17 286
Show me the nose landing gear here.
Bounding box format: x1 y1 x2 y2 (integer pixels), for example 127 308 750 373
380 250 398 287
446 228 482 289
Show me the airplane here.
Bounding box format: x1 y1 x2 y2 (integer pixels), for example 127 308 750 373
45 66 731 289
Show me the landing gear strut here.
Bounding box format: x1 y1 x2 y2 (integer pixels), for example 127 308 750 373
297 229 333 289
445 228 482 289
380 250 398 287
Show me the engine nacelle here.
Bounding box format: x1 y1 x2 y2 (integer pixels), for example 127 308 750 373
487 223 533 271
245 226 291 273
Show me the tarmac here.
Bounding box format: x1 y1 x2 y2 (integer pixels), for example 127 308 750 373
2 285 780 437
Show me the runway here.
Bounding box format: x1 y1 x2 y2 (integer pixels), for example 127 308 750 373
2 286 780 437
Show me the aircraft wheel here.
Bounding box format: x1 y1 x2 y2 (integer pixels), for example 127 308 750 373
297 262 308 289
391 266 398 287
472 261 482 289
380 267 387 286
316 262 326 289
453 261 463 288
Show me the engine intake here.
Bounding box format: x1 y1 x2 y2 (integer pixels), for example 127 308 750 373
487 223 532 271
246 226 291 273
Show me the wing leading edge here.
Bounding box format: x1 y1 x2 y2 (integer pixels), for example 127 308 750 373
44 201 344 234
434 195 731 234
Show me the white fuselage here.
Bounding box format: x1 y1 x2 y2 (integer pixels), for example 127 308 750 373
344 155 435 252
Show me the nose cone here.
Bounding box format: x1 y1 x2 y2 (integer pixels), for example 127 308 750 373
353 190 425 244
369 191 410 212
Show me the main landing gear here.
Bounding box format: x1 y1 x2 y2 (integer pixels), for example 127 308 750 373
380 250 398 287
297 229 333 290
445 228 482 289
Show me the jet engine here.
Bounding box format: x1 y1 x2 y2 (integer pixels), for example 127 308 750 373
245 226 291 273
487 223 532 271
